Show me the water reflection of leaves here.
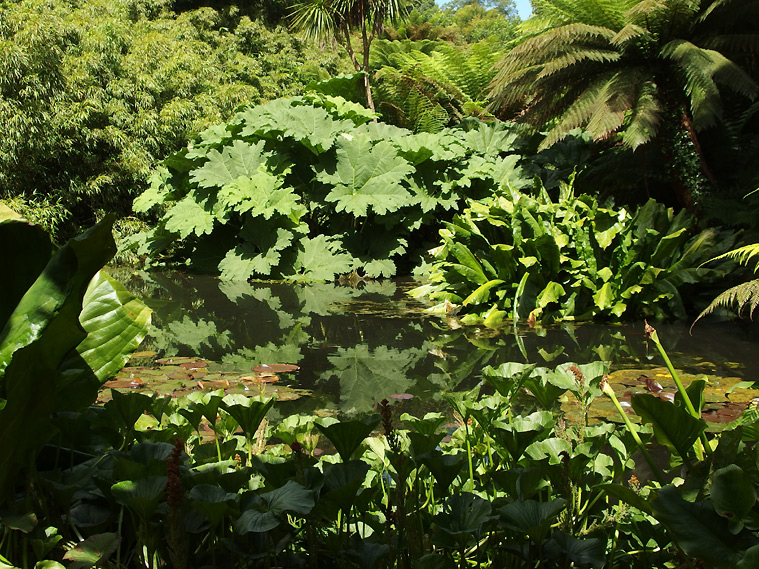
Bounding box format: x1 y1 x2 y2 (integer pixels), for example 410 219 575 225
320 345 425 415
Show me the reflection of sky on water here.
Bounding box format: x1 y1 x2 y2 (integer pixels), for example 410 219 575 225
115 270 759 416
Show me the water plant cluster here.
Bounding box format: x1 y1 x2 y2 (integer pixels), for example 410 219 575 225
3 327 759 568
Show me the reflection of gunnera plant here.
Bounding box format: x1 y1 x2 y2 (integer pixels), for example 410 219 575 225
412 182 736 325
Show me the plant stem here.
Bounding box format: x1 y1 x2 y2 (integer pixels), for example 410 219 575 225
602 379 664 483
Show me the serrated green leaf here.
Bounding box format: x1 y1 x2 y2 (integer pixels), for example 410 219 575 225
164 196 216 239
218 174 302 220
318 136 413 217
218 228 294 280
190 140 270 189
290 235 353 282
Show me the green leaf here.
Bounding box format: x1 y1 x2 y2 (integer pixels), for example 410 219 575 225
111 477 167 520
62 533 120 569
463 279 505 306
499 498 565 543
319 136 413 217
711 465 757 531
235 481 315 534
218 173 301 220
289 235 354 282
219 227 294 280
434 492 492 536
631 394 706 461
0 217 52 329
651 485 756 567
316 415 380 462
164 196 216 239
191 140 270 189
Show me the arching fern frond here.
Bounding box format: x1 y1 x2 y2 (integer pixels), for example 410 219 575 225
694 279 759 322
707 242 759 273
693 242 759 325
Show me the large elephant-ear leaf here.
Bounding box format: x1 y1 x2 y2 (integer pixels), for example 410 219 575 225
0 205 53 330
56 271 152 410
0 215 150 502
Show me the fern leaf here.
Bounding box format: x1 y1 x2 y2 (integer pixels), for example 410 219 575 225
694 279 759 322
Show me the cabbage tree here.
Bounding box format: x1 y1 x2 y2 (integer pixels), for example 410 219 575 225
290 0 408 111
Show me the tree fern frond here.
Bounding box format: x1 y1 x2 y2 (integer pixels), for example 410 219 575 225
707 243 759 272
693 278 759 323
622 78 663 149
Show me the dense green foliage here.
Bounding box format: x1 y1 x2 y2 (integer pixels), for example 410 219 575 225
412 183 735 323
128 96 592 282
4 326 759 568
0 208 150 502
0 0 348 238
372 38 505 131
694 242 759 323
488 0 759 206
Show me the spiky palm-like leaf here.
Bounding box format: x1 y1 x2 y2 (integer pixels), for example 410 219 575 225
694 242 759 323
489 0 759 152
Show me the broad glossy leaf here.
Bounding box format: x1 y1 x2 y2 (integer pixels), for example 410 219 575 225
499 498 565 543
435 492 492 536
111 477 167 520
0 215 52 329
544 532 606 568
235 480 315 534
651 485 757 567
62 533 120 569
221 396 274 438
316 415 380 462
419 451 466 493
631 394 706 461
711 465 757 530
321 460 371 511
319 136 413 217
0 218 122 500
64 272 151 393
462 279 505 306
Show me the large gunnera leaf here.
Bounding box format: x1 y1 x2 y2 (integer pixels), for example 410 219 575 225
317 136 414 217
190 140 270 189
218 174 303 219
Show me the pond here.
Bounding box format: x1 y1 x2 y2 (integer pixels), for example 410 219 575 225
108 270 759 424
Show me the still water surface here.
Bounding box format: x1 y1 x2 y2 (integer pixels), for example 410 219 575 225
112 270 759 418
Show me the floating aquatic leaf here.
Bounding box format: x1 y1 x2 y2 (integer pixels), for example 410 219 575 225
251 364 300 373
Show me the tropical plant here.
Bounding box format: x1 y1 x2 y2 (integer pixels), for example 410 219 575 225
0 206 151 504
372 38 505 131
488 0 759 207
289 0 407 111
412 181 736 324
693 242 759 323
129 96 601 281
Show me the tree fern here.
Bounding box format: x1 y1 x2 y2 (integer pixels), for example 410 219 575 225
489 0 759 162
694 242 759 323
372 38 504 131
